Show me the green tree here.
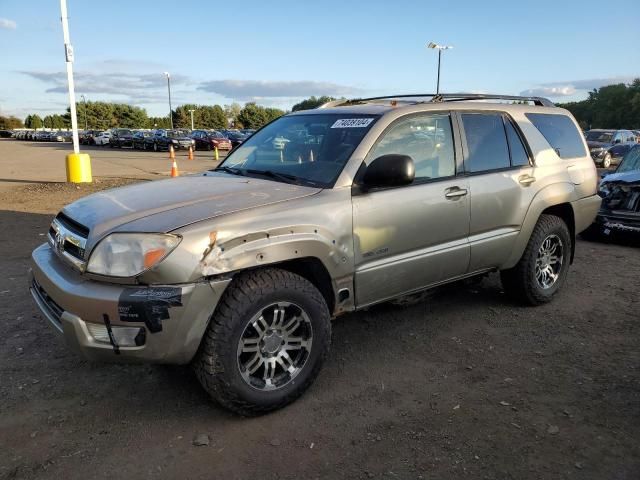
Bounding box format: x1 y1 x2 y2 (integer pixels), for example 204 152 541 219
291 95 336 111
0 115 24 129
557 78 640 129
237 103 271 129
224 102 242 125
147 116 172 129
25 114 44 129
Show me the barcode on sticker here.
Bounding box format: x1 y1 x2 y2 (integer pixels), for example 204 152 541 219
331 118 374 128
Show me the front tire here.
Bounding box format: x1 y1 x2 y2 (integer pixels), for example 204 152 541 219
501 214 571 305
602 153 612 168
194 268 331 416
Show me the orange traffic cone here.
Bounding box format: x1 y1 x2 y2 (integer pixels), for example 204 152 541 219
169 144 176 160
188 145 194 160
170 159 179 177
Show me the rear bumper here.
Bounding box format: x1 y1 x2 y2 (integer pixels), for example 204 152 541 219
29 243 230 364
571 194 602 234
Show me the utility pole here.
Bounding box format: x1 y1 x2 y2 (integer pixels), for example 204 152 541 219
188 109 195 130
163 72 173 129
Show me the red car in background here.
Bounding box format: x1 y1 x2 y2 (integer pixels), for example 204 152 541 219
191 130 232 151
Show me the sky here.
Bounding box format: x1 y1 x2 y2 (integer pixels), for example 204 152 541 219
0 0 639 120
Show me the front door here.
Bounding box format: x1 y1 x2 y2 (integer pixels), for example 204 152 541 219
352 112 470 307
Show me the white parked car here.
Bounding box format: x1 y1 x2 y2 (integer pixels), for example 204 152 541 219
93 131 112 146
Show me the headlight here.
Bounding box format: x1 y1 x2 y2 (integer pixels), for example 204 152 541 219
87 233 181 277
171 139 179 144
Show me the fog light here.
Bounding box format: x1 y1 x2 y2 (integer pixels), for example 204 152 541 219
86 323 145 347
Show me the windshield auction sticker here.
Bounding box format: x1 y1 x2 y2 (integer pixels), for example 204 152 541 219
331 118 374 128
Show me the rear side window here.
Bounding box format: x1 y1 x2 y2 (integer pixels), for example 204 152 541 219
504 119 530 167
525 113 586 159
461 113 510 172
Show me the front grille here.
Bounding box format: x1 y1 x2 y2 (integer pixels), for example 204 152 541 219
32 278 64 324
56 212 90 237
49 214 89 269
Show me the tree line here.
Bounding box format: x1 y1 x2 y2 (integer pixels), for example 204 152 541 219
557 78 640 130
20 101 289 131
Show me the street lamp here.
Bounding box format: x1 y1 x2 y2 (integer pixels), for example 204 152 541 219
188 109 195 130
80 94 88 131
163 71 173 129
427 42 453 95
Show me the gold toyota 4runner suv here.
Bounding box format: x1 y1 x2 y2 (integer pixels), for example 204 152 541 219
30 94 601 415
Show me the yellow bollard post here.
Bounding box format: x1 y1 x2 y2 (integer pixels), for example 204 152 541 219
214 146 219 162
66 153 92 183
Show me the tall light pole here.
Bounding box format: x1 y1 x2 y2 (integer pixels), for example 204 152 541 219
427 42 453 95
60 0 91 182
188 109 195 130
163 71 173 129
80 94 88 131
60 0 80 152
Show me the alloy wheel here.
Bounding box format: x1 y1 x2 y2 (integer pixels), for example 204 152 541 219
535 234 564 289
236 302 313 391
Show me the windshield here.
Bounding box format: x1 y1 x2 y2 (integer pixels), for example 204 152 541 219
217 114 378 187
586 131 613 143
208 131 225 138
617 146 640 173
167 130 188 138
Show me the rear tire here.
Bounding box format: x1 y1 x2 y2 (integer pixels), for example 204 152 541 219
501 214 571 305
602 153 612 168
194 268 331 416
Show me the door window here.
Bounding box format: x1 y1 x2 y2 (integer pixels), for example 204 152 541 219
460 113 510 172
366 113 456 181
504 118 530 167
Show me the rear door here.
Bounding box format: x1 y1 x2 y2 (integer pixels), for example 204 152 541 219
457 111 536 272
352 112 471 307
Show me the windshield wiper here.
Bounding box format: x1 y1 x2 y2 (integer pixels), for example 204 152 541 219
244 169 305 185
213 166 244 176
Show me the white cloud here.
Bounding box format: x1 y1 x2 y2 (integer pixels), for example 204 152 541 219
0 18 17 30
198 79 360 101
521 76 635 98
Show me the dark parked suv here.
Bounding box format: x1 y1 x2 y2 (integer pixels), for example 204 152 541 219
586 129 637 168
110 129 135 148
147 129 195 151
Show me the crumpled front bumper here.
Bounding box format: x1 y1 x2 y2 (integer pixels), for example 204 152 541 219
29 243 230 364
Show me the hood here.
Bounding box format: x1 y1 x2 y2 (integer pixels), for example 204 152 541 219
587 141 611 149
600 170 640 186
62 172 321 252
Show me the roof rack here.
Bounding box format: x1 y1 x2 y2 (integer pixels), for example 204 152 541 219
318 93 555 108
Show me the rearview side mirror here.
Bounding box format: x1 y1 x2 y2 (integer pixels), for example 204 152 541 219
362 154 415 190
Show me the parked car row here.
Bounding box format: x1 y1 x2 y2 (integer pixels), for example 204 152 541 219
83 128 253 151
13 130 71 142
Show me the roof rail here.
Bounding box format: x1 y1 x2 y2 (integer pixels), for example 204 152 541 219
318 93 555 108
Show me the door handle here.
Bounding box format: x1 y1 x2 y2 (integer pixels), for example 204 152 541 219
444 187 468 199
518 174 536 186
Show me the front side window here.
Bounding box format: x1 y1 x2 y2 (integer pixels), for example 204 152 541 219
461 113 510 172
219 114 378 187
366 113 455 181
526 113 587 159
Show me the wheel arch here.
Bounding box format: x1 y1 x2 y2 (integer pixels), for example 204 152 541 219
503 182 577 268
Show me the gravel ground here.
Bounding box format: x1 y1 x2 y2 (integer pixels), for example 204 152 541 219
0 180 639 480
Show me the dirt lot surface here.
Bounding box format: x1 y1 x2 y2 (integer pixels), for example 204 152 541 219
1 141 639 480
